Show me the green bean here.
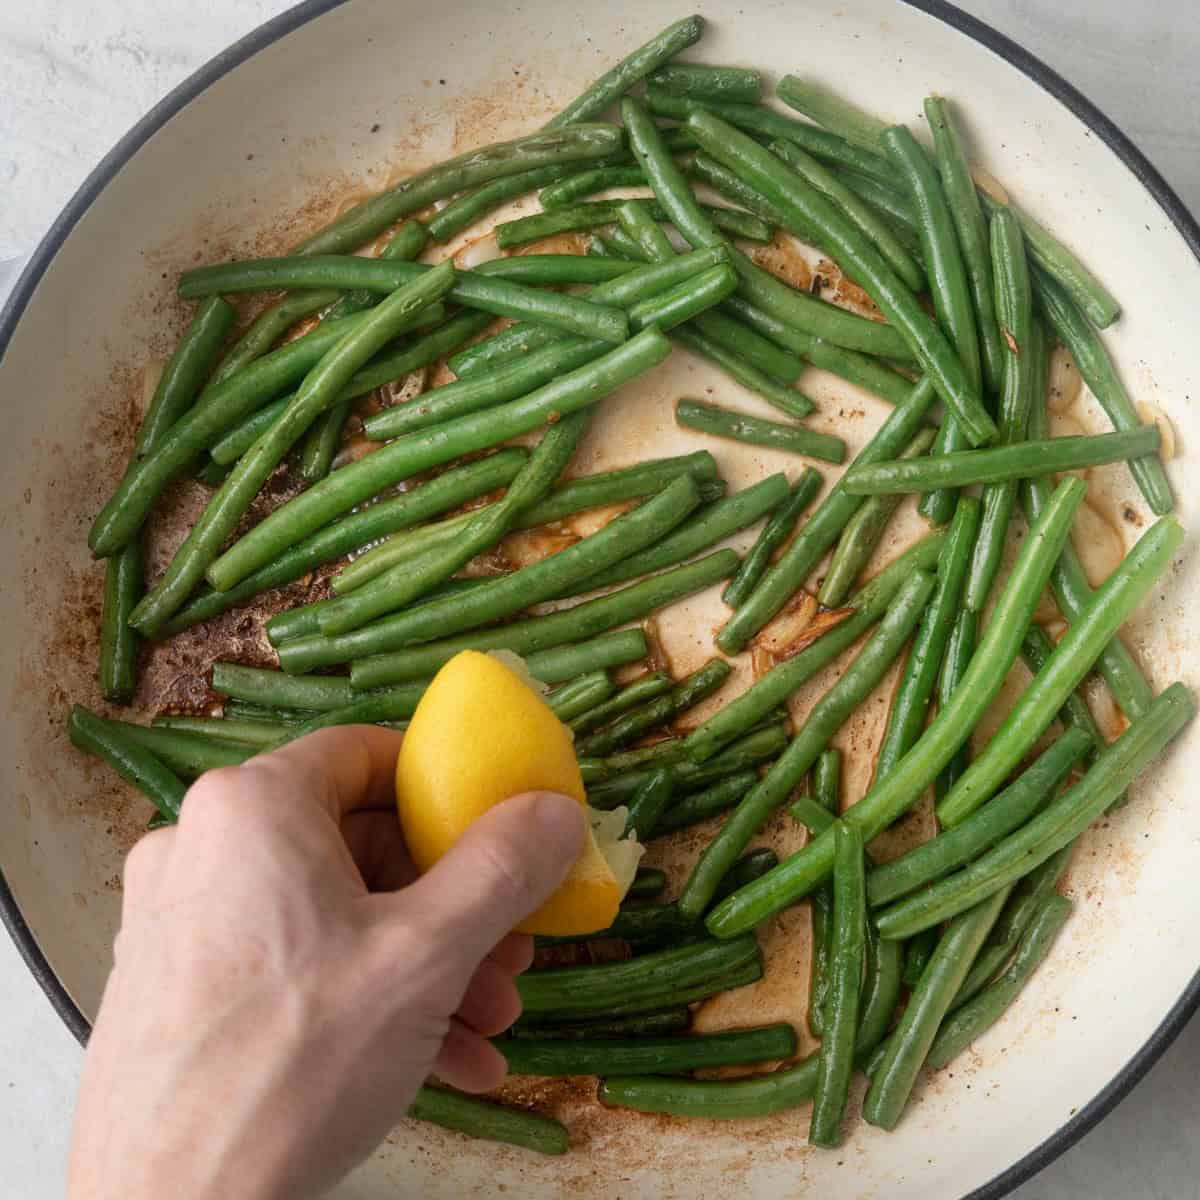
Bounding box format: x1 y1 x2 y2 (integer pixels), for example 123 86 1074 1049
89 312 374 555
114 723 252 777
221 700 318 725
512 1009 688 1039
687 154 788 229
818 428 936 607
67 706 187 821
882 683 1194 938
1023 626 1103 750
720 295 917 407
335 452 720 594
937 513 1183 827
858 928 904 1061
211 663 356 711
518 934 758 1019
676 399 845 463
320 219 432 322
961 212 1036 608
576 958 765 1020
902 930 938 988
846 427 1161 496
407 1084 567 1155
283 695 415 738
570 673 672 735
627 871 669 903
502 1022 793 1079
298 399 350 483
135 297 237 456
577 473 791 594
628 264 740 331
522 631 651 684
704 477 1085 938
448 245 731 376
863 885 1010 1130
978 190 1120 329
210 291 339 385
869 727 1090 908
546 671 615 722
150 715 291 747
933 606 976 805
98 542 143 703
834 168 919 232
714 848 781 902
209 328 671 593
1033 266 1171 514
297 124 623 256
589 723 790 810
580 738 687 785
678 570 935 920
871 497 979 788
425 163 585 241
716 376 937 654
194 456 232 485
882 121 983 524
622 96 914 362
724 470 821 608
688 112 992 445
601 1055 819 1119
130 267 456 636
691 309 804 382
349 551 736 689
695 531 948 762
475 254 640 287
642 89 895 186
953 845 1072 1007
790 794 837 838
591 229 644 259
814 748 841 814
279 474 699 672
578 660 731 757
317 412 591 635
161 451 526 635
673 328 817 420
930 893 1072 1069
924 97 1005 394
809 822 866 1147
210 309 486 465
540 166 648 208
493 199 771 248
622 769 677 843
650 63 762 103
615 198 677 262
180 257 631 346
806 749 841 1036
772 137 924 293
775 75 888 151
599 930 895 1122
652 771 759 836
1021 395 1153 721
883 125 982 394
544 14 704 128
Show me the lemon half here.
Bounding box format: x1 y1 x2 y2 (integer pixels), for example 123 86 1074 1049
395 650 643 935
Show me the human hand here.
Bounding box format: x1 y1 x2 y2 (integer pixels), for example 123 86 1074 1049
67 725 586 1200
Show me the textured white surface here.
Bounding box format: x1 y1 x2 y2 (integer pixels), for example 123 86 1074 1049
1 2 1198 1197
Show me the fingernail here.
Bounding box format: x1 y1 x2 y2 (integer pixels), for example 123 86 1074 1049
528 792 587 861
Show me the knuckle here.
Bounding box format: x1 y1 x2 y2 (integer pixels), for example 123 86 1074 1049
471 837 536 911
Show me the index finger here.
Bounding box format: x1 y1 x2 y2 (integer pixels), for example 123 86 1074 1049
254 724 404 820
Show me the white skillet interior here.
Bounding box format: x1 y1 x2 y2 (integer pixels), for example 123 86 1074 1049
0 1 1197 1196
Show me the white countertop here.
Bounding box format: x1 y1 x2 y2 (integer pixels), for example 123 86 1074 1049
2 3 1198 1196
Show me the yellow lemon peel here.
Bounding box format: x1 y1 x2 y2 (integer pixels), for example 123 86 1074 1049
396 649 643 935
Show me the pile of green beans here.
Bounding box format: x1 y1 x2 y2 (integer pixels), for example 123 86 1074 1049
70 22 1190 1158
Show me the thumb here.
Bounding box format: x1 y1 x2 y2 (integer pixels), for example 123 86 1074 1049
400 791 586 972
